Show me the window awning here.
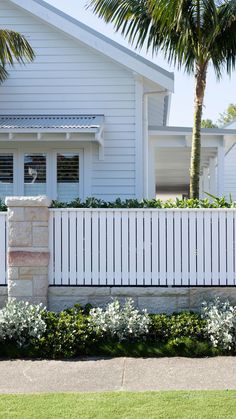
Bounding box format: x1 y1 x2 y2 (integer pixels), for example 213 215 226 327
0 114 105 159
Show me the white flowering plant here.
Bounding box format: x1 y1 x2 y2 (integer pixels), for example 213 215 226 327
89 298 150 342
202 298 236 351
0 299 46 347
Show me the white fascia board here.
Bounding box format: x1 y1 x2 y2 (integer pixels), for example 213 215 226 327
9 0 174 91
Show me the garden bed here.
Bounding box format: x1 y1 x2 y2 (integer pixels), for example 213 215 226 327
0 298 235 359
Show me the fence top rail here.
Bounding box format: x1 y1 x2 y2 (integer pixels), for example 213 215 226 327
0 212 7 215
49 207 236 213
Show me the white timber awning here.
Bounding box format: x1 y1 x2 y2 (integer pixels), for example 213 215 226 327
148 126 236 198
0 115 105 159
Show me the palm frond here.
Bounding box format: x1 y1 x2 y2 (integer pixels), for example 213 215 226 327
0 29 35 82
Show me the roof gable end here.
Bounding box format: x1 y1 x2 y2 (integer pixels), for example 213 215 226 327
8 0 174 91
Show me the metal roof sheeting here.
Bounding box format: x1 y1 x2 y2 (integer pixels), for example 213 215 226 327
0 115 104 130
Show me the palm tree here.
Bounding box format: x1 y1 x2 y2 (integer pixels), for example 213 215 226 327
88 0 236 198
0 29 34 83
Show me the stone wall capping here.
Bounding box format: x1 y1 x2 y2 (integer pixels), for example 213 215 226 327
8 247 49 253
5 195 51 208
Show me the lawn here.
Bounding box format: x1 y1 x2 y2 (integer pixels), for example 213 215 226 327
0 391 236 419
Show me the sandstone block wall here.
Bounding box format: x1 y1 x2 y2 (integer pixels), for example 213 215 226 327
0 287 7 308
48 286 236 313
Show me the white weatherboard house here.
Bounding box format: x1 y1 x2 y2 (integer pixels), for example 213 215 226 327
0 0 236 203
1 1 236 311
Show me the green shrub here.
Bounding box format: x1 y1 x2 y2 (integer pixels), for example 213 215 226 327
0 299 232 359
51 196 236 209
149 312 207 342
32 304 96 359
202 298 236 352
89 299 150 342
0 199 7 211
0 299 46 347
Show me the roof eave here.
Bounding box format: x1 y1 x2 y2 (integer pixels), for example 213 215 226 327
149 126 236 136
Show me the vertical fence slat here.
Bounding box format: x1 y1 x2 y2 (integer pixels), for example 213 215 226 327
144 211 151 285
0 214 6 285
196 211 204 286
84 212 92 285
166 212 174 286
136 211 144 285
106 211 114 285
121 211 129 285
211 211 219 286
151 212 158 285
189 211 197 286
234 212 236 286
227 211 234 285
92 211 99 286
174 212 181 286
219 211 227 285
129 212 136 285
204 211 212 286
99 211 107 286
181 211 189 286
114 211 122 285
54 211 62 285
61 211 69 286
69 212 77 286
76 211 84 285
159 211 167 286
48 212 54 285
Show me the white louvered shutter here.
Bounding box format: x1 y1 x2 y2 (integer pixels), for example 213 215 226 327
0 154 14 199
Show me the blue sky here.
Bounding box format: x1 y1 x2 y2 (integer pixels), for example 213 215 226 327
47 0 236 127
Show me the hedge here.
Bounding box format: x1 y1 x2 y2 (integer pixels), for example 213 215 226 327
0 304 223 359
51 195 236 209
1 196 236 211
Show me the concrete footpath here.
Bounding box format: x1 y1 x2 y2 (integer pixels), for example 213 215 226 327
0 357 236 393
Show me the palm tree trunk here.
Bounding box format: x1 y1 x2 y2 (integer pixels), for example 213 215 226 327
190 63 207 199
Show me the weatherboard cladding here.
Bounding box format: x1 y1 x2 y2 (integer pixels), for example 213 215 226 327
9 0 174 88
0 115 104 130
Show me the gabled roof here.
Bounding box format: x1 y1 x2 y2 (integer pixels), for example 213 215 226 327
9 0 174 91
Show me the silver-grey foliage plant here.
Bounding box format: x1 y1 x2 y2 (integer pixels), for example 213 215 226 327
202 298 236 351
89 298 150 341
0 299 46 346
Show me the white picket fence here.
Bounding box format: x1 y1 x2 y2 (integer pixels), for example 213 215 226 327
49 208 236 287
0 212 7 285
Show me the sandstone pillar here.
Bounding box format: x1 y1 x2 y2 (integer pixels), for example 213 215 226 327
6 196 51 306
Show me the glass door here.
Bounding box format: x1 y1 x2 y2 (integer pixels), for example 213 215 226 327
24 154 47 196
57 153 80 202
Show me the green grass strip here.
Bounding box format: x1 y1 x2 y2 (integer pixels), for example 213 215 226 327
0 391 236 419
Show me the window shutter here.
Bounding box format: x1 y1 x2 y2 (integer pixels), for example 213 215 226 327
0 154 14 199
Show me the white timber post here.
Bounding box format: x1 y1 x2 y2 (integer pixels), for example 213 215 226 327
148 140 156 198
202 167 209 197
143 94 149 198
199 174 203 198
6 196 51 307
217 139 225 197
209 158 216 197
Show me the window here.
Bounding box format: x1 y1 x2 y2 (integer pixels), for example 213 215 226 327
24 154 46 196
57 153 80 202
0 154 14 199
